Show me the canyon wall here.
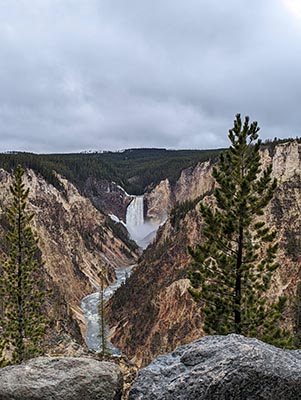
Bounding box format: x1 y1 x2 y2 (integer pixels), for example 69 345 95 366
144 160 214 224
0 169 138 349
109 141 301 366
83 177 131 221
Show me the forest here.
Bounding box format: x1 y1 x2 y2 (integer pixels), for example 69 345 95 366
0 148 222 195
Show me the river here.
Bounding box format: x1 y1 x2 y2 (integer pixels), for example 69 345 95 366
81 194 161 353
81 264 135 354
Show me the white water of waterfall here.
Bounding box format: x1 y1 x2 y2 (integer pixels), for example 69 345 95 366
126 196 160 248
126 196 144 228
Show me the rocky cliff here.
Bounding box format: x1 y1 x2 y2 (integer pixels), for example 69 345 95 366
144 179 173 224
144 160 215 224
83 177 132 222
0 169 138 349
109 141 301 366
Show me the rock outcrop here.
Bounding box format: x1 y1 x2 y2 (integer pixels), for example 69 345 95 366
83 177 132 222
144 161 214 224
173 159 214 203
0 357 123 400
144 179 173 224
145 141 301 224
129 334 301 400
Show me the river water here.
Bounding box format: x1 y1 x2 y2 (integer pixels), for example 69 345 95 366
81 194 162 353
81 264 134 354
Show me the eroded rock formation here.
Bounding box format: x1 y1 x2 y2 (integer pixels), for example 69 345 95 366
144 179 173 224
83 177 132 222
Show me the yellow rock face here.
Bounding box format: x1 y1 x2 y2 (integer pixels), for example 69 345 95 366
0 169 137 341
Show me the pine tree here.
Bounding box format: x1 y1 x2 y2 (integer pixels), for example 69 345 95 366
188 114 288 342
0 165 48 365
98 266 110 357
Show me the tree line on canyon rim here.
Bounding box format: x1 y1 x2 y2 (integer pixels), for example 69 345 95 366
0 114 300 367
0 147 221 196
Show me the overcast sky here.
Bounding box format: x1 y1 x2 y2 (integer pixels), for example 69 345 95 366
0 0 300 153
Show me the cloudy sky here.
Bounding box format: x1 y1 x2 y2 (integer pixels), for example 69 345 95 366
0 0 300 153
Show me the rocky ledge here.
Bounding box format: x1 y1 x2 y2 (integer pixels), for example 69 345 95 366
129 334 301 400
0 357 123 400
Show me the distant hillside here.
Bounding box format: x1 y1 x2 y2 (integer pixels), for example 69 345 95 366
0 139 299 195
97 148 222 194
0 148 223 195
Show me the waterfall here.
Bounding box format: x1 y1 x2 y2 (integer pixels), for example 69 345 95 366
126 195 161 248
126 196 144 227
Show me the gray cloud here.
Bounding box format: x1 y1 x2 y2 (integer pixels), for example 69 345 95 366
0 0 300 152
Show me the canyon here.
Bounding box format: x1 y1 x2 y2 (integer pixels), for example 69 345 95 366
0 169 138 353
0 141 300 366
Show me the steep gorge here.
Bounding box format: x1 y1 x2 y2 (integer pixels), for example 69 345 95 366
0 142 299 363
109 141 301 366
0 169 138 353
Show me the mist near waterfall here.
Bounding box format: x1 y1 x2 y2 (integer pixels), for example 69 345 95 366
126 196 160 249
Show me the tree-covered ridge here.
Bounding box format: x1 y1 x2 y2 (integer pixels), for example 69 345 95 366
39 153 123 192
0 140 298 195
98 148 223 193
0 153 63 191
0 148 223 195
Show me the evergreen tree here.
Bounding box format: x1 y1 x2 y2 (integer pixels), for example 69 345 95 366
188 114 287 342
0 165 48 365
98 266 110 357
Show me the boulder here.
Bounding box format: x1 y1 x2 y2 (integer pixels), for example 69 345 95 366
0 357 123 400
129 334 301 399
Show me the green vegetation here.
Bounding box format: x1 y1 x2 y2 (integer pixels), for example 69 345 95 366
120 245 133 259
170 199 201 231
283 226 301 263
0 152 63 191
0 148 222 196
0 165 48 365
40 153 122 191
188 114 289 345
170 190 214 232
263 136 301 148
98 148 222 194
0 142 298 197
293 283 301 348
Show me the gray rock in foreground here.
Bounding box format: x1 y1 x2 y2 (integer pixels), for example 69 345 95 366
0 357 123 400
129 334 301 400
